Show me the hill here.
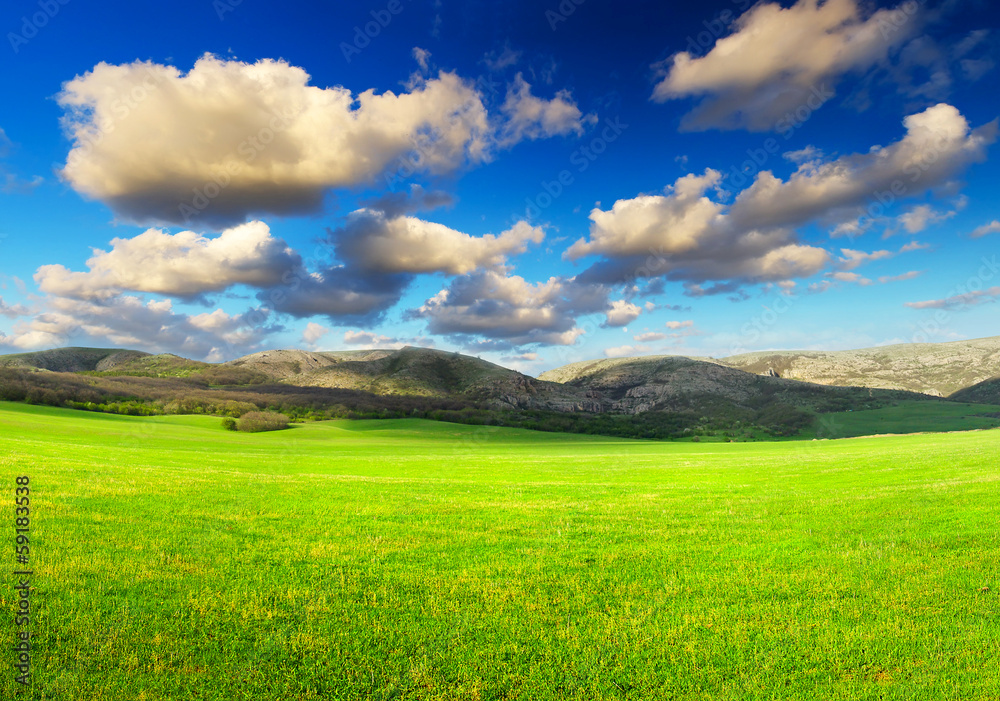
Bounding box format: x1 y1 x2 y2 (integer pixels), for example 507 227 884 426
227 346 589 411
0 346 150 372
949 376 1000 405
539 353 928 415
713 336 1000 396
5 339 1000 440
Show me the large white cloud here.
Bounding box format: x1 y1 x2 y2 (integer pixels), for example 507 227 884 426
34 221 300 301
329 210 544 275
264 211 547 323
653 0 918 131
58 55 590 227
566 169 829 288
728 104 996 231
566 104 994 293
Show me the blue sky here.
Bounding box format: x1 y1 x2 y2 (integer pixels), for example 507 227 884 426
1 0 998 372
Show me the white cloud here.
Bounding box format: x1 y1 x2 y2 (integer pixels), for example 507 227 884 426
653 0 917 131
728 105 996 233
827 271 873 286
498 74 595 146
3 294 278 360
604 344 650 358
58 55 589 227
302 322 330 346
665 320 694 330
268 211 547 324
0 296 29 318
412 47 432 72
34 221 300 300
971 220 1000 238
634 332 666 342
905 287 1000 310
342 330 401 348
565 169 830 289
838 248 893 270
330 210 544 275
897 204 954 233
879 270 924 284
604 299 641 327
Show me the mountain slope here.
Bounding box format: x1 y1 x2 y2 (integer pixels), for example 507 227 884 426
949 377 1000 405
228 346 590 410
0 347 150 373
713 336 1000 397
539 354 928 416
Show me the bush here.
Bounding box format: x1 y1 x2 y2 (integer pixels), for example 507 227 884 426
221 417 237 431
237 411 289 433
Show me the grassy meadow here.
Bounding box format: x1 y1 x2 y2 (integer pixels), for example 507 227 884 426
1 401 998 699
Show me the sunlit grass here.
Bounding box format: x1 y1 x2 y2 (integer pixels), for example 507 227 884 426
1 401 998 700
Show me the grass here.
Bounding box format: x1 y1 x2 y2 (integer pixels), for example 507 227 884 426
1 401 998 700
803 399 1000 439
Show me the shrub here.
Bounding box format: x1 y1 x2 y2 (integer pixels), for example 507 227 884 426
221 417 237 431
237 411 289 433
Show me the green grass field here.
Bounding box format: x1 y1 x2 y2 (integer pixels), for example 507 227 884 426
804 400 1000 439
1 401 998 700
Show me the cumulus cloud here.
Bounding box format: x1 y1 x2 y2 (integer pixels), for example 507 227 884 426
728 104 996 232
498 73 595 146
328 210 544 275
0 296 29 318
653 0 918 131
57 55 591 227
565 169 830 290
4 294 278 360
905 287 1000 310
35 221 300 301
258 210 547 324
604 299 641 327
410 270 608 348
30 204 550 329
971 220 1000 238
302 322 330 346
